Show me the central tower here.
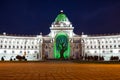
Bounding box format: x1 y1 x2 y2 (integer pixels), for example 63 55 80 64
49 10 75 59
49 10 74 38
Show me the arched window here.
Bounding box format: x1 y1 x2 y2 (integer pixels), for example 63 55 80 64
106 45 108 48
9 46 11 49
5 45 7 48
0 45 2 48
110 45 112 48
17 46 19 49
21 46 22 49
13 46 15 48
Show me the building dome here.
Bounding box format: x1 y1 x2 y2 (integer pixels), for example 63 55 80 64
52 10 72 27
55 11 69 22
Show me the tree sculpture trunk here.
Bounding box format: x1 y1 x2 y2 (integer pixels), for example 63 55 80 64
60 43 67 60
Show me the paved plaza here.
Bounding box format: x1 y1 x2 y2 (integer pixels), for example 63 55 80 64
0 61 120 80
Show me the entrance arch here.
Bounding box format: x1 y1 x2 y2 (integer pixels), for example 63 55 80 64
53 31 70 59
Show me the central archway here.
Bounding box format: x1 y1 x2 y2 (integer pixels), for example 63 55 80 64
53 32 70 59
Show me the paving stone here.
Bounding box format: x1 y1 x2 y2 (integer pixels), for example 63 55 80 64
0 62 120 80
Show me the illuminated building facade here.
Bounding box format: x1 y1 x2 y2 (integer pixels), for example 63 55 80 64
0 10 120 61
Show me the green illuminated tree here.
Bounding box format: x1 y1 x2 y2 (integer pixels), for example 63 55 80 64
56 35 68 59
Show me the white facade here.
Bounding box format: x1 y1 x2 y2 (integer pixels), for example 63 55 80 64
81 34 120 61
0 34 42 61
0 10 120 61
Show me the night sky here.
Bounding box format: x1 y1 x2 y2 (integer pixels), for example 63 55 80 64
0 0 120 35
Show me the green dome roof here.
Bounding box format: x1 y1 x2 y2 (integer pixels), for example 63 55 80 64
55 11 69 22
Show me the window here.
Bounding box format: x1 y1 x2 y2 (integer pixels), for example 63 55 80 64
87 46 89 49
0 45 2 48
103 50 105 53
91 46 93 49
98 46 100 48
4 50 6 53
110 41 112 43
27 51 30 53
9 46 11 49
34 51 37 53
94 51 97 53
106 45 108 48
13 46 15 48
102 45 104 48
94 46 96 49
17 46 19 49
5 41 7 43
114 40 116 43
28 46 30 49
35 46 37 49
110 45 112 48
21 46 22 49
90 41 92 44
12 51 14 53
114 45 116 48
32 46 34 49
106 41 108 43
5 45 7 48
20 51 22 53
110 50 113 53
24 46 26 49
118 45 120 48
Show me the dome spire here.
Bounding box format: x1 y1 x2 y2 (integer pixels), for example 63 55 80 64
60 10 63 13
